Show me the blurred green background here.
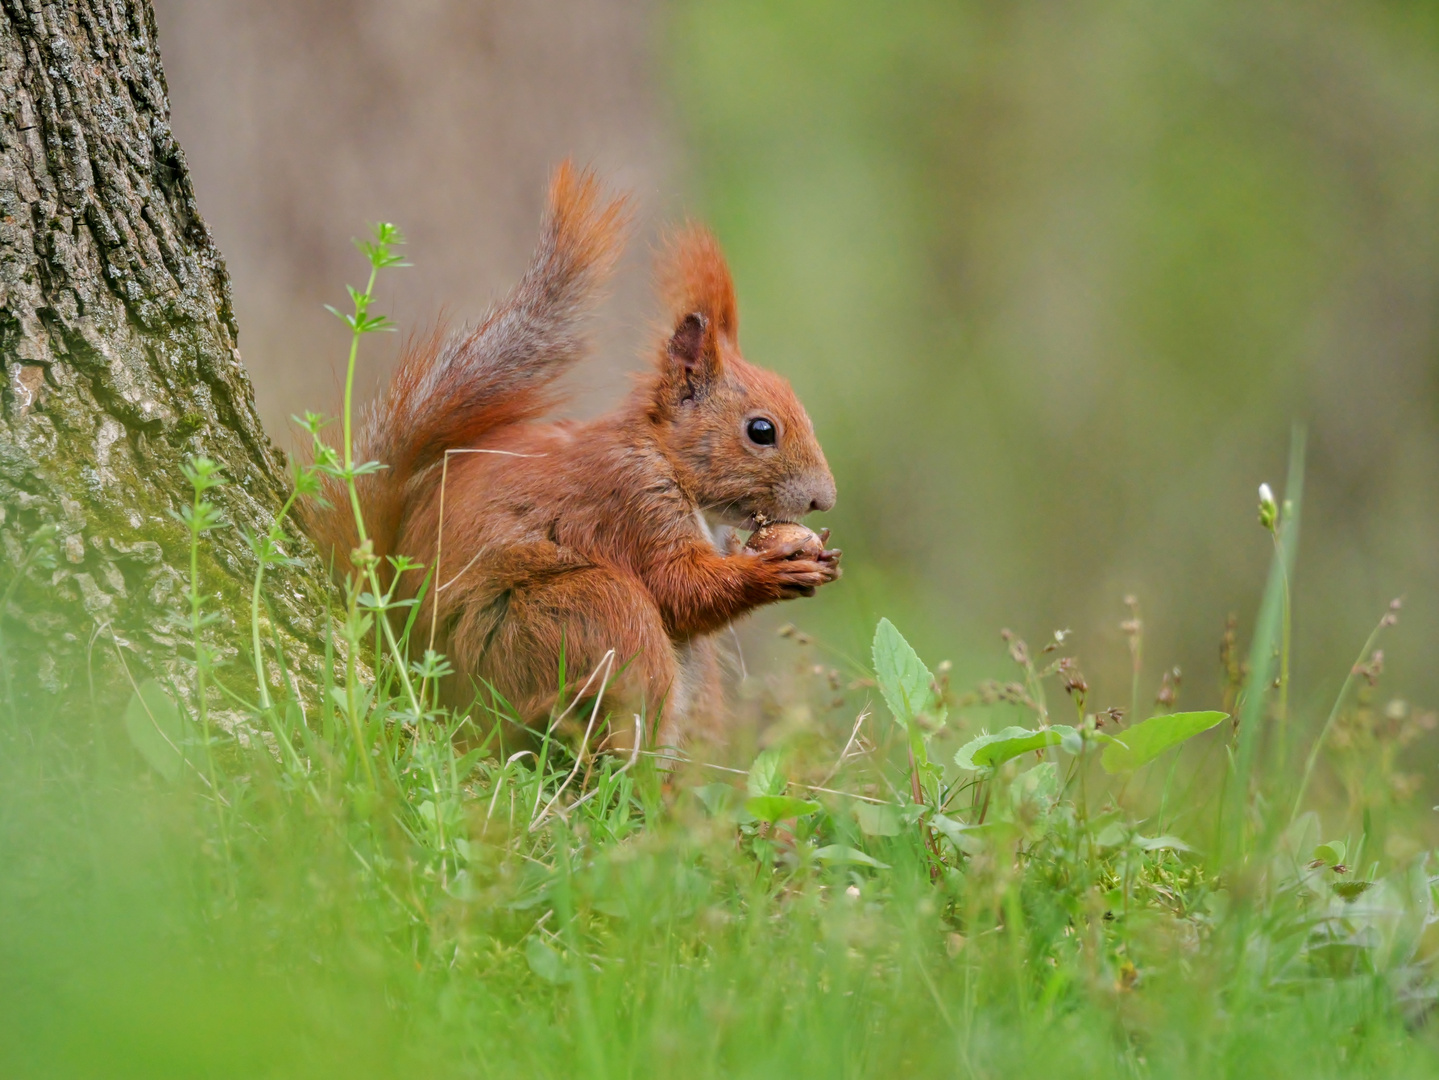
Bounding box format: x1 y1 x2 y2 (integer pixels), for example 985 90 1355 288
156 0 1439 723
668 0 1439 717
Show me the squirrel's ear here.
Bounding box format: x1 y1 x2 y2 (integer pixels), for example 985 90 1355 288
658 226 737 343
664 311 718 402
655 226 736 405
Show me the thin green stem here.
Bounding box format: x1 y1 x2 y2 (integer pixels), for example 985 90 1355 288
343 584 376 790
318 230 427 789
335 259 424 720
1289 610 1391 823
1230 423 1304 865
1273 530 1292 774
341 262 380 512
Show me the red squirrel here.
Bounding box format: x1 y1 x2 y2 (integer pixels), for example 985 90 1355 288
309 163 840 745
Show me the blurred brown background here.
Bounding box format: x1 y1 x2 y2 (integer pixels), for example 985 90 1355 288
154 2 1439 740
154 0 672 438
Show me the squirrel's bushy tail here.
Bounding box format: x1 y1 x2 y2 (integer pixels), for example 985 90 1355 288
307 162 630 580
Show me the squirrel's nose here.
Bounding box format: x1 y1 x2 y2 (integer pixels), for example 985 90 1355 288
807 474 837 514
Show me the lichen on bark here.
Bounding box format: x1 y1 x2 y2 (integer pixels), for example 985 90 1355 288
0 0 333 707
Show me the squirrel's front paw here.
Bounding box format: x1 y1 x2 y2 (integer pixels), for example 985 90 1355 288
740 523 842 600
749 543 842 599
779 548 842 598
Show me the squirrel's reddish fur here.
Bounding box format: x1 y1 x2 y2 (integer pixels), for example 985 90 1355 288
308 163 840 745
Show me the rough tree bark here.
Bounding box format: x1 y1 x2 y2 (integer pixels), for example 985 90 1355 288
0 0 331 706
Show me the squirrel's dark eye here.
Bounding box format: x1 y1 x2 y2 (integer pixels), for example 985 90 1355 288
745 417 777 446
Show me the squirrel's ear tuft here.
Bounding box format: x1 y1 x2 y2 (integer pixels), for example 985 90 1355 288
658 226 737 343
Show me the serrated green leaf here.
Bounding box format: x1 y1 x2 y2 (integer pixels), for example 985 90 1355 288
745 795 821 823
1333 880 1375 902
1100 711 1228 774
872 618 946 727
954 726 1066 771
123 679 188 782
814 845 890 869
746 749 785 797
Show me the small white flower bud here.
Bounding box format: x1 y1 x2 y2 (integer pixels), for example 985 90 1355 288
1257 482 1278 532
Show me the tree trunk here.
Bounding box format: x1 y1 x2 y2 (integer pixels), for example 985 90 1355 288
0 0 331 707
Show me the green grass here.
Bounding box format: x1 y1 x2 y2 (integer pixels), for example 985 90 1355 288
3 233 1438 1079
3 604 1437 1079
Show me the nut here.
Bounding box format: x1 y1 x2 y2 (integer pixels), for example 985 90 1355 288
745 521 824 560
